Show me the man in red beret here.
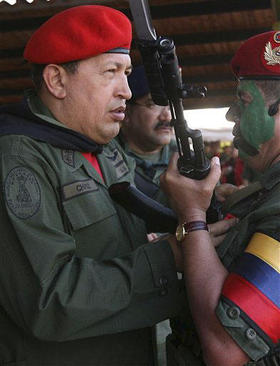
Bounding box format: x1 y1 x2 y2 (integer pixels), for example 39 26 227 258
161 31 280 366
0 5 236 366
0 5 189 366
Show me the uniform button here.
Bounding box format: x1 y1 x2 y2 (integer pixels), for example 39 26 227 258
159 277 168 286
246 328 256 340
227 306 240 319
159 277 168 296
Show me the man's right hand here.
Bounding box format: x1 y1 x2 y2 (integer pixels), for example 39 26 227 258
160 154 221 223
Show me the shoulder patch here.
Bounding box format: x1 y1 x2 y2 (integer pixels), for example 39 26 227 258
4 167 41 219
221 232 280 345
62 150 75 167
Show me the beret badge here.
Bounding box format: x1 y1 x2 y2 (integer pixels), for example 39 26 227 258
263 31 280 67
264 42 280 65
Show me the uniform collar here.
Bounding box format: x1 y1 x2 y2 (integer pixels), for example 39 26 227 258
0 90 103 154
260 161 280 190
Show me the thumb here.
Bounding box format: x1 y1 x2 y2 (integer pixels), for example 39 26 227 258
166 152 179 172
205 156 221 189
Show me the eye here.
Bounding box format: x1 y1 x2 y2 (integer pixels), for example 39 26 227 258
105 68 117 74
241 98 251 107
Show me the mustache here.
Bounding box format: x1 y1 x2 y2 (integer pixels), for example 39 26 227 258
154 121 172 129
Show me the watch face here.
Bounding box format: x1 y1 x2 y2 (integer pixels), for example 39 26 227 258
176 224 185 242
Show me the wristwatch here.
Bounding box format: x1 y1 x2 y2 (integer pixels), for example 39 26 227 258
175 221 208 242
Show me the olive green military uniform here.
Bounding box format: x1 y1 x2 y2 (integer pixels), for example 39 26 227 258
0 92 184 366
168 163 280 365
116 134 177 205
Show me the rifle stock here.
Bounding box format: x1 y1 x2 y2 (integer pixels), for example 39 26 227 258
109 182 177 234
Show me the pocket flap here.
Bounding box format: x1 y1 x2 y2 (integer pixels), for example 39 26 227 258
63 190 116 231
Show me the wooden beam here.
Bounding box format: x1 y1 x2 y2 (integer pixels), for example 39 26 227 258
0 27 270 61
0 0 272 32
148 0 271 19
271 0 280 29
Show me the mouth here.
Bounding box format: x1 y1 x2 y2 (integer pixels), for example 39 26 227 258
110 106 126 122
232 122 240 137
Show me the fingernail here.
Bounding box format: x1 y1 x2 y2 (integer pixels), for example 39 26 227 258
212 156 220 166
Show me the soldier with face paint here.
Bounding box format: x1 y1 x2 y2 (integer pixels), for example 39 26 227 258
161 31 280 366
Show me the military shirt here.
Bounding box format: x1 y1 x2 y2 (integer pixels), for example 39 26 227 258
0 94 184 366
116 133 177 205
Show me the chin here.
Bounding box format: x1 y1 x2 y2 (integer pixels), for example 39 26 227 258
158 136 171 145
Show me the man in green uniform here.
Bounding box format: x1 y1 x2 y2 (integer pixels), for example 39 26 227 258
117 65 176 204
161 31 280 366
0 6 188 366
0 6 236 366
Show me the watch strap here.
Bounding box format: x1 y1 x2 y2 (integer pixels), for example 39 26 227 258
176 220 208 242
184 221 208 233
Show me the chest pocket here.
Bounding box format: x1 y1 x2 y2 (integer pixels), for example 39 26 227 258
63 193 117 231
61 181 126 259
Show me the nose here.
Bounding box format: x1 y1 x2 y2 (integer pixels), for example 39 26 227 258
226 103 241 122
159 105 171 121
118 75 132 101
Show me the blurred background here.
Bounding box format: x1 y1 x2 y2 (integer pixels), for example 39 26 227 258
1 0 278 185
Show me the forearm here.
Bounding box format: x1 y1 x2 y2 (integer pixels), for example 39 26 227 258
160 155 250 364
181 228 249 365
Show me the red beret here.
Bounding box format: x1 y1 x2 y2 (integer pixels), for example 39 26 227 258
231 31 280 79
24 5 132 64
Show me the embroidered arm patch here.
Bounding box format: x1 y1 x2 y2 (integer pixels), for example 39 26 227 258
4 166 41 219
221 232 280 345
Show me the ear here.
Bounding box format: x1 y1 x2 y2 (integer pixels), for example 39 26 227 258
268 98 280 116
42 64 67 99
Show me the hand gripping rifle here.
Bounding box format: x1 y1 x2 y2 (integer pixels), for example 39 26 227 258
109 0 222 232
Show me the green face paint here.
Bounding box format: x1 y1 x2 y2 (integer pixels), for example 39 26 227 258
237 80 275 158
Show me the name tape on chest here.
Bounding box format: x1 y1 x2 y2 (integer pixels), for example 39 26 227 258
62 179 98 201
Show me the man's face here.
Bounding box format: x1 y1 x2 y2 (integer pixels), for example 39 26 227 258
123 94 172 152
63 53 132 144
226 80 275 170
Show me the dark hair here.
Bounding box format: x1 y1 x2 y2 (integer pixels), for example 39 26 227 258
30 60 80 91
255 80 280 105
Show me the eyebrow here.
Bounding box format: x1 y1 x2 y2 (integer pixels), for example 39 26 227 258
105 61 132 72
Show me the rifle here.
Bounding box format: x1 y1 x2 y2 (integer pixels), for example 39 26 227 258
109 0 222 230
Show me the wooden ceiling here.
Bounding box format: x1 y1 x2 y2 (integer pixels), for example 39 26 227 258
0 0 278 109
